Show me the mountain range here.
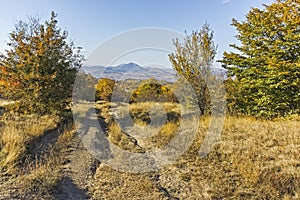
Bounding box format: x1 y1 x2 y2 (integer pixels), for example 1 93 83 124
82 63 177 82
82 62 226 82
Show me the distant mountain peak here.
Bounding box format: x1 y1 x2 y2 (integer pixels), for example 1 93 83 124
117 62 140 67
106 62 145 74
82 62 177 82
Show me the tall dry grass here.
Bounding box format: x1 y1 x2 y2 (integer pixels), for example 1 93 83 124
185 116 300 199
18 124 76 197
0 115 59 173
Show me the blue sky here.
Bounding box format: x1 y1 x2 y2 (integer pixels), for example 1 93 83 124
0 0 274 67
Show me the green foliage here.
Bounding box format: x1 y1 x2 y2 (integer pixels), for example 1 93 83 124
95 78 116 101
169 23 217 114
223 78 239 114
221 0 300 118
0 12 83 116
130 78 177 103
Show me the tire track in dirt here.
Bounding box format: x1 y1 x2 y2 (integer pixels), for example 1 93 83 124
52 135 99 200
15 121 98 199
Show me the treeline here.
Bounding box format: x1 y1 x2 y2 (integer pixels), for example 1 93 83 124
1 0 299 119
97 0 300 119
94 78 178 103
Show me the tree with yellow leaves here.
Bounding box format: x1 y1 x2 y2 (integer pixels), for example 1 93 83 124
0 12 83 115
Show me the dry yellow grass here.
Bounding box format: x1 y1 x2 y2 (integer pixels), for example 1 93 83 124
91 102 300 199
0 112 78 199
147 122 180 148
0 115 59 173
91 164 166 200
107 122 143 153
100 102 182 151
18 124 76 197
1 100 299 199
187 116 300 199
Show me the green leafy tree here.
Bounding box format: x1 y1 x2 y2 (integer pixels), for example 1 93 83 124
0 12 83 115
169 23 218 114
95 78 116 101
220 0 300 118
